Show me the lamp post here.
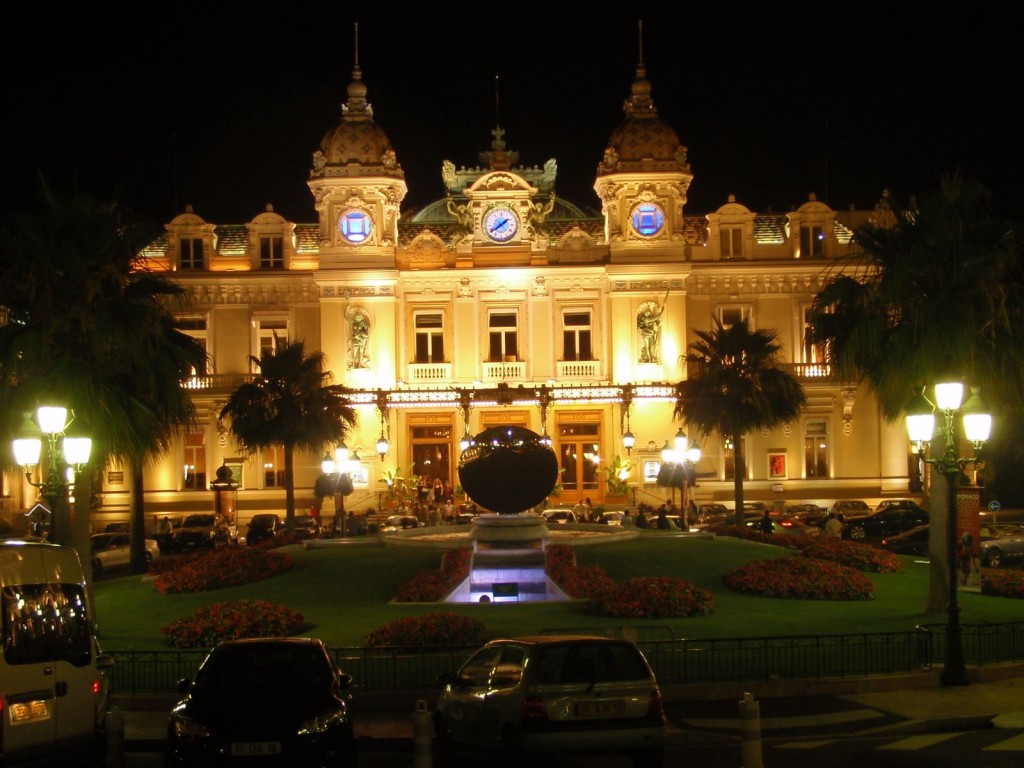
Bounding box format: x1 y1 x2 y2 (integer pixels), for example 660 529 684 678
322 443 356 537
660 428 701 510
12 406 92 545
905 381 992 687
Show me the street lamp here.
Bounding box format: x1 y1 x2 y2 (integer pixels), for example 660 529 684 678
322 443 357 537
659 429 701 510
12 406 92 543
905 381 992 687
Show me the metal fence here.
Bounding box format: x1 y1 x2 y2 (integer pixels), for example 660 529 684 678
105 621 1024 697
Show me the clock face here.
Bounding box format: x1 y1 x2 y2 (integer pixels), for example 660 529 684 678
339 210 372 243
483 206 520 243
631 203 665 237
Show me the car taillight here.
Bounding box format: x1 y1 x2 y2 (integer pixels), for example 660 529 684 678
646 689 664 721
780 519 794 527
520 694 548 721
92 679 101 695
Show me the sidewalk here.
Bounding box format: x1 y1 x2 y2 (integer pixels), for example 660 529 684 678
113 663 1024 755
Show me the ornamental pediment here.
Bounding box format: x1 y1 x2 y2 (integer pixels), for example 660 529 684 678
467 171 537 196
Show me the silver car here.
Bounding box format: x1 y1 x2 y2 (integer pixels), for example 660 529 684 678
435 636 666 767
980 524 1024 568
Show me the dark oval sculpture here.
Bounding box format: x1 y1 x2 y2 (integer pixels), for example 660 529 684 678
457 426 559 514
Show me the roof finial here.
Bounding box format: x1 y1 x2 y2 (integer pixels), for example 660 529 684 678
625 18 653 115
353 21 361 79
342 21 370 119
494 74 501 129
638 19 644 67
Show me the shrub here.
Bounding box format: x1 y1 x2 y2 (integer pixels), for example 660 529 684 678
708 524 805 550
363 611 487 648
593 576 714 619
161 599 304 648
393 549 471 602
981 568 1024 599
154 547 293 593
801 538 903 573
545 545 617 600
724 556 875 600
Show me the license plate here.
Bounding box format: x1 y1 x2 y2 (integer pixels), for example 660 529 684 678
573 700 625 717
229 741 281 756
9 700 51 724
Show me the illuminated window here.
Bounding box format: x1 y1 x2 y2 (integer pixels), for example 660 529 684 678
716 305 751 329
800 225 824 258
414 312 445 363
721 226 743 259
488 311 518 362
630 203 665 237
263 445 286 488
259 236 284 269
183 432 206 490
804 420 829 478
180 238 204 270
562 311 593 361
340 210 372 243
800 306 827 368
178 317 209 375
253 317 288 371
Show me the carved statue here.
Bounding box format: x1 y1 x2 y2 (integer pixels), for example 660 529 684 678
348 309 370 369
637 298 666 364
527 193 556 238
442 160 458 191
446 194 473 244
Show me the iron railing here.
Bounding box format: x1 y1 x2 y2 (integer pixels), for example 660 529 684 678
105 621 1024 697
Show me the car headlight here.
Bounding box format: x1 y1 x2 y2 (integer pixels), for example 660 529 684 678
172 716 212 741
297 709 347 736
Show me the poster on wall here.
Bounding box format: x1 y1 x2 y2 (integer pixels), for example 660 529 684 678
350 463 369 489
643 460 661 483
767 452 787 480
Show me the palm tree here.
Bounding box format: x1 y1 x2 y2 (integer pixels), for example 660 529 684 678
0 182 206 573
807 175 1024 613
674 319 807 526
220 339 357 533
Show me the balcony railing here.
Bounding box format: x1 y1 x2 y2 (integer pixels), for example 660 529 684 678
183 373 256 391
481 360 526 381
782 362 833 379
556 360 601 380
407 363 453 383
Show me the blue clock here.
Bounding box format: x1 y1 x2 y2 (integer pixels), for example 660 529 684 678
631 203 665 237
339 210 372 243
483 206 519 243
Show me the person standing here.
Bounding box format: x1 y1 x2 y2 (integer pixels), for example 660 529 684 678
572 499 587 522
824 511 843 539
759 509 774 535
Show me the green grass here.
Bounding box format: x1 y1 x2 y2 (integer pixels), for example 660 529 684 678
92 537 1023 650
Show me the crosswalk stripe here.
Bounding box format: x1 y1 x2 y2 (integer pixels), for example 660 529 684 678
983 733 1024 751
683 708 886 730
879 732 965 750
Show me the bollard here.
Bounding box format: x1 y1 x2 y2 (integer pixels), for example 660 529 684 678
414 699 433 768
105 706 125 768
738 691 763 768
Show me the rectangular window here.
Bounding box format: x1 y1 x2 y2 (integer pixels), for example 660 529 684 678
259 236 284 269
804 420 829 478
800 225 824 259
488 311 518 361
252 318 288 371
414 312 444 363
178 317 208 375
183 432 207 490
723 438 736 481
800 306 827 365
716 305 750 329
180 238 204 270
263 445 286 488
562 311 592 361
721 225 743 259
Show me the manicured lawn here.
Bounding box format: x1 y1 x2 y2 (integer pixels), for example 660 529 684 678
92 536 1022 650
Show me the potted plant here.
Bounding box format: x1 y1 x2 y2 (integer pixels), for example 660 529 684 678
604 455 633 499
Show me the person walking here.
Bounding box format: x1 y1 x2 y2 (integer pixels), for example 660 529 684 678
824 511 843 539
758 509 774 535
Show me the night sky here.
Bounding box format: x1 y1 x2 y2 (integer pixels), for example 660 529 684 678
5 4 1021 227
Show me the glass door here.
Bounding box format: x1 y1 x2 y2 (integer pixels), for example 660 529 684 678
557 422 601 504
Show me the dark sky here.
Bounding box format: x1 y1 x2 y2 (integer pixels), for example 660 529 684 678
5 4 1021 226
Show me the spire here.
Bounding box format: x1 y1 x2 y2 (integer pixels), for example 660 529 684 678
342 21 372 120
625 19 655 116
480 73 517 170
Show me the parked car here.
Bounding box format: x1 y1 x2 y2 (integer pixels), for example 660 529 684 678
293 514 322 540
597 510 626 526
381 515 423 532
542 508 578 524
787 503 827 526
170 513 232 551
980 523 1024 568
434 635 666 767
103 521 130 533
745 516 820 538
742 501 768 514
876 498 928 513
880 524 931 557
154 515 184 553
90 532 160 573
246 513 284 545
842 503 929 541
696 503 730 525
830 500 872 519
166 637 356 767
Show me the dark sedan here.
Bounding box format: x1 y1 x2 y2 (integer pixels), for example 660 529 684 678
843 503 929 541
880 524 931 556
171 513 231 551
167 637 356 767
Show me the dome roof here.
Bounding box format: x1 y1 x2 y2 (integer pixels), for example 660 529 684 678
311 65 403 180
597 64 690 177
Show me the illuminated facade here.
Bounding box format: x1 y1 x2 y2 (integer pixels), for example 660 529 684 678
33 56 914 526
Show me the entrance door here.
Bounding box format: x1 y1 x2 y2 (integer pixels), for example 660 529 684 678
410 424 452 500
557 422 601 504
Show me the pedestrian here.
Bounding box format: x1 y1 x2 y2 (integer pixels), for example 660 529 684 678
824 511 843 539
572 499 586 521
958 532 974 585
657 510 672 530
584 497 595 521
686 499 698 527
759 509 774 535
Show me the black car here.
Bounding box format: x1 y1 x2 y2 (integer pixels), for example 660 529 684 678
880 524 931 556
167 637 356 767
293 514 322 540
171 513 231 551
843 503 929 541
247 513 284 545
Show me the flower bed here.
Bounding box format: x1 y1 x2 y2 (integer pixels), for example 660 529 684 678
724 556 875 600
154 547 293 593
162 599 304 648
393 549 471 602
708 524 805 550
981 568 1024 599
364 611 487 648
801 538 903 573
